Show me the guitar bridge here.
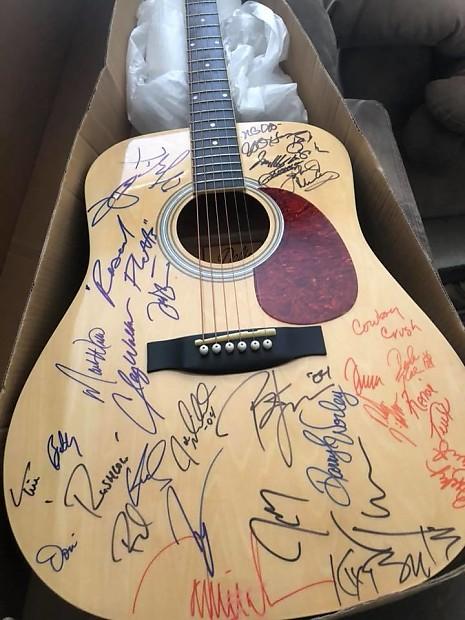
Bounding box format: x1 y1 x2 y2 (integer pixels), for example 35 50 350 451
146 326 326 375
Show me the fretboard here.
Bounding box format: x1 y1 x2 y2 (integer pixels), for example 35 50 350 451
186 0 244 192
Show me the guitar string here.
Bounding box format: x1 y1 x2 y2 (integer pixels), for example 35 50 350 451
185 3 206 340
208 105 230 340
190 0 239 344
209 0 269 339
188 0 269 344
216 10 246 339
205 3 245 343
189 4 219 340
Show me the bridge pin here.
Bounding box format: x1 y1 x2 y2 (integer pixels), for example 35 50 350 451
237 341 247 353
262 339 273 350
225 342 234 353
212 343 222 354
199 344 209 356
250 340 260 351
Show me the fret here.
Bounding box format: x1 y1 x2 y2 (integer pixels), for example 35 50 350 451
191 77 229 88
191 98 232 105
190 57 224 65
194 180 245 191
192 123 237 131
195 175 244 182
194 151 241 163
192 136 237 149
192 88 230 96
191 74 229 80
188 35 222 41
191 110 233 118
187 12 219 17
195 180 244 188
190 68 228 76
188 23 220 29
193 146 240 154
195 153 242 161
192 108 234 115
193 163 243 171
194 164 242 173
193 141 239 148
188 46 224 53
191 82 230 89
194 164 243 172
193 126 237 133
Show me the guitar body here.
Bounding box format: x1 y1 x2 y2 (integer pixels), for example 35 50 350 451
4 122 465 619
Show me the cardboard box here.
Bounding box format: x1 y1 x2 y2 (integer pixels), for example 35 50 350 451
0 1 115 616
1 0 465 617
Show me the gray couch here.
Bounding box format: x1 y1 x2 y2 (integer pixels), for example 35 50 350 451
322 0 465 317
288 0 465 322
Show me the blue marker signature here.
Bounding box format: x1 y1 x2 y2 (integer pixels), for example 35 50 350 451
36 535 78 572
47 431 83 471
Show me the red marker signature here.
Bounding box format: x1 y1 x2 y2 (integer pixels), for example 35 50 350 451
352 307 405 337
352 306 422 340
344 357 383 397
190 533 334 619
361 394 416 446
132 532 334 618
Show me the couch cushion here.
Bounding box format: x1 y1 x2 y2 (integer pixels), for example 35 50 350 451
340 46 431 126
402 105 465 169
426 77 465 135
327 0 465 57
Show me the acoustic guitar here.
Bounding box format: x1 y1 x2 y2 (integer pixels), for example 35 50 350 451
4 1 465 618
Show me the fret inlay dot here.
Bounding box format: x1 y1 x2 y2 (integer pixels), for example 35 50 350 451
212 140 218 145
190 43 195 47
210 122 216 127
222 93 227 97
193 95 198 100
205 63 210 67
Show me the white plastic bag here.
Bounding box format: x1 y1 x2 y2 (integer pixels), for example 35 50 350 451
126 0 308 133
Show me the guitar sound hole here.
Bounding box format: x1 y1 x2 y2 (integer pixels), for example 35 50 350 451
177 190 270 265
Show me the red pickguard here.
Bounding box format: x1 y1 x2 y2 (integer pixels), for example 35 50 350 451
254 187 358 324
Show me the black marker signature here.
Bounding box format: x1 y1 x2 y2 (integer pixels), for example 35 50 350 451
166 449 223 577
358 437 390 519
146 260 179 321
9 461 40 507
249 489 329 562
123 225 157 292
329 512 461 604
126 440 172 508
301 384 358 507
72 327 110 376
215 369 348 471
64 463 104 518
111 503 152 563
88 148 189 227
112 298 164 434
92 215 135 307
177 382 217 452
36 535 78 572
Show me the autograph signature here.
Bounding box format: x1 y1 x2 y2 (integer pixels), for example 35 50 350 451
88 148 189 226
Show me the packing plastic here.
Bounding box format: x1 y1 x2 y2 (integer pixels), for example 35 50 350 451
126 0 308 133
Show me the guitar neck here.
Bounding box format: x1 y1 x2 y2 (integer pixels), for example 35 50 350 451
185 0 244 192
